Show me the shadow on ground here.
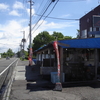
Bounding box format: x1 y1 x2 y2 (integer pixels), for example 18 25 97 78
25 64 100 92
62 81 100 89
25 65 55 92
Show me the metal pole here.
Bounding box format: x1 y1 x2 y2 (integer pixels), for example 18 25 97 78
23 31 25 52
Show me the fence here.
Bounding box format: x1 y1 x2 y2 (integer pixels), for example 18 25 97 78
0 58 18 100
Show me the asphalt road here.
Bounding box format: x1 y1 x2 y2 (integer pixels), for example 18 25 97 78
0 58 17 73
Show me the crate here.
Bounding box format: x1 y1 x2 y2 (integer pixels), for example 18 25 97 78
51 72 65 83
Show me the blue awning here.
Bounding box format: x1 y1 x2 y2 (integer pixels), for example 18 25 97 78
58 38 100 48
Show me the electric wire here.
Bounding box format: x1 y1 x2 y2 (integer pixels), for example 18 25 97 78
34 13 79 20
26 0 53 42
59 0 87 2
31 1 52 31
32 0 51 24
32 0 60 35
32 0 46 24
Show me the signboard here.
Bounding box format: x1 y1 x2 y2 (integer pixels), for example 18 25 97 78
93 15 100 27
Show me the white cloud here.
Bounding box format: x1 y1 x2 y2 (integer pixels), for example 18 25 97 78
13 1 24 9
31 20 77 40
9 10 21 16
0 18 77 53
0 20 28 53
0 3 9 10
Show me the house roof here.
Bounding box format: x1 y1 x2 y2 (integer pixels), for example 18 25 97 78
80 5 100 19
58 38 100 48
34 38 100 53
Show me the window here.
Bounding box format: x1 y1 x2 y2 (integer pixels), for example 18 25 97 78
90 27 92 32
81 29 87 38
93 27 96 31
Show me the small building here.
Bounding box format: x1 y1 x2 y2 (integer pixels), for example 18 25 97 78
80 5 100 38
35 38 100 83
34 5 100 83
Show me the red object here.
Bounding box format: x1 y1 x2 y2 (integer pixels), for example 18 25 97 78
53 41 60 81
29 48 33 66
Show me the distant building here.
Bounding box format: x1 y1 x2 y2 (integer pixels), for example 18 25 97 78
80 5 100 38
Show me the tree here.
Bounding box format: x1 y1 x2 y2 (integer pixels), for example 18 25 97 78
76 29 80 39
6 48 14 57
63 36 73 40
32 31 55 51
52 31 64 40
1 52 7 58
1 48 14 58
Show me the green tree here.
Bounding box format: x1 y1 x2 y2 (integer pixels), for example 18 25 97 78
52 31 64 40
1 52 7 58
76 29 80 39
6 48 14 57
32 31 55 51
63 36 73 40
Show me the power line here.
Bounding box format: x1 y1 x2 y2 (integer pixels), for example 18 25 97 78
31 0 60 34
26 0 53 42
31 1 52 31
32 0 48 24
59 0 87 2
32 0 52 25
34 14 79 20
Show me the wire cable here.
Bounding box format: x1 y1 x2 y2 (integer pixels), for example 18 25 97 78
26 0 53 42
31 1 52 31
34 13 79 20
26 0 52 41
32 0 60 35
59 0 86 2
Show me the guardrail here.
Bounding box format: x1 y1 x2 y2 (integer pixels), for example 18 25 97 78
0 58 18 100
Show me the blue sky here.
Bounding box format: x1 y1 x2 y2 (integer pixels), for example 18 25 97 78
0 0 99 53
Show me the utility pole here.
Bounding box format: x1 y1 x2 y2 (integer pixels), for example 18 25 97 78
20 43 22 57
29 0 33 66
21 31 26 59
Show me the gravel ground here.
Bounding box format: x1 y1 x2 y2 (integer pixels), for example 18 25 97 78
9 60 100 100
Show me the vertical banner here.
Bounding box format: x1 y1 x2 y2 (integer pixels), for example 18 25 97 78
53 41 60 82
29 48 33 66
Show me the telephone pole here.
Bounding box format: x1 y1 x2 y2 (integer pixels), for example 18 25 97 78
21 31 26 59
29 0 33 66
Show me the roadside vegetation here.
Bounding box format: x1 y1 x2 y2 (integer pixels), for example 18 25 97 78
1 30 78 60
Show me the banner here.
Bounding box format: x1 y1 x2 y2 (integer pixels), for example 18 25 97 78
53 41 60 81
28 48 33 66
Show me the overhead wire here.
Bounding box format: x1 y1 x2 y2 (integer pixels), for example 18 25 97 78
59 0 87 2
34 13 79 20
32 0 52 24
32 0 60 35
31 1 52 31
32 0 46 24
26 0 52 42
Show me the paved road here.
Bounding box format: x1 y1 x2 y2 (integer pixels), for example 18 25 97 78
0 58 17 73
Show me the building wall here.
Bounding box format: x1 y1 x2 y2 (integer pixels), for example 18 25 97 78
80 5 100 38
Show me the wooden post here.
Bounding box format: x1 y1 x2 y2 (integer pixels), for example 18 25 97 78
60 47 63 83
94 49 99 80
48 49 51 67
